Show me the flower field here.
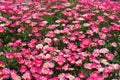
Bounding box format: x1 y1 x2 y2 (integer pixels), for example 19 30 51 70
0 0 120 80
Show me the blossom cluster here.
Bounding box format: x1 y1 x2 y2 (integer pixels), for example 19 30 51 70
0 0 120 80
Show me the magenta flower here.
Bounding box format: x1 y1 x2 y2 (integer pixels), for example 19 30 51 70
39 21 48 26
0 69 3 76
0 61 4 68
78 72 85 78
105 53 114 60
103 67 113 73
49 77 59 80
6 53 15 59
46 31 55 38
20 66 27 73
2 68 10 74
97 16 105 22
84 63 92 69
0 26 4 33
55 55 66 65
89 71 99 78
22 71 31 80
0 41 2 46
101 27 109 33
93 49 100 57
32 73 40 79
61 0 67 2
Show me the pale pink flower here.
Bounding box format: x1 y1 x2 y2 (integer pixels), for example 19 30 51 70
99 48 109 53
98 40 105 45
36 44 43 50
111 42 117 47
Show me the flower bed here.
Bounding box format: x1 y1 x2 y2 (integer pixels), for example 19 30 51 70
0 0 120 80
